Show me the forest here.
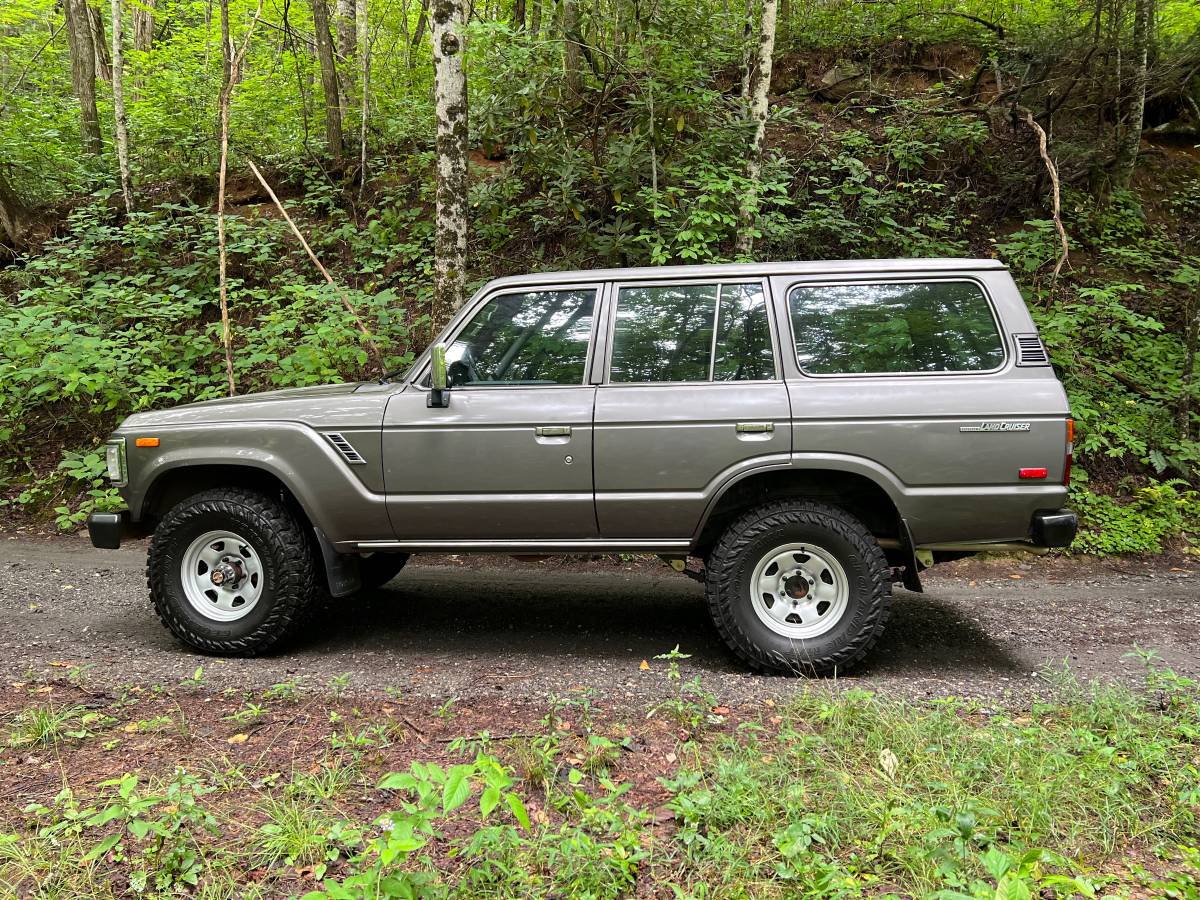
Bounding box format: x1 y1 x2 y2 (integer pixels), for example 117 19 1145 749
0 0 1198 554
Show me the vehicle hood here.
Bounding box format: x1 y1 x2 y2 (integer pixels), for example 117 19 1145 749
119 382 370 429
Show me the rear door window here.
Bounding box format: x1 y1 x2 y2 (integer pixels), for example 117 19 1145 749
609 282 775 383
788 281 1005 375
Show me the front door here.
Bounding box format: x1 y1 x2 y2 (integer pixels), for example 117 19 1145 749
593 279 792 538
383 285 600 541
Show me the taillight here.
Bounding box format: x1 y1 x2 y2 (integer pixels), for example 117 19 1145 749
1064 418 1074 485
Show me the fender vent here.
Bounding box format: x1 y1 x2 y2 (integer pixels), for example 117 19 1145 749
326 432 366 465
1013 333 1050 366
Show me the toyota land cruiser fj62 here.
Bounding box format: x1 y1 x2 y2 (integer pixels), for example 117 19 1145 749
88 259 1077 674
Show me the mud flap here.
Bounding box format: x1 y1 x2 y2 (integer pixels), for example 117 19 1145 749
897 518 924 593
314 527 362 597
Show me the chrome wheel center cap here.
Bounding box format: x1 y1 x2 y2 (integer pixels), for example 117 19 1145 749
210 560 243 589
782 570 811 600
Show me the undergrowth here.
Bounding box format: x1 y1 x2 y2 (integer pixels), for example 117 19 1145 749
1 658 1198 897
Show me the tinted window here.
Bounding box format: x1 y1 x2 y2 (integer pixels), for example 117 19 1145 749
788 281 1005 375
610 283 774 383
610 284 716 382
713 283 775 381
445 289 595 387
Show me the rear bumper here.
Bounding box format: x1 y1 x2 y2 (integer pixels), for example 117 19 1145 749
1031 508 1077 548
86 509 145 549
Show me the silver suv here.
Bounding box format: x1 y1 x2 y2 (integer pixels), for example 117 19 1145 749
88 259 1076 674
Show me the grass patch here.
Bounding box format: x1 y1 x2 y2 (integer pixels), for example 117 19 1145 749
0 662 1197 897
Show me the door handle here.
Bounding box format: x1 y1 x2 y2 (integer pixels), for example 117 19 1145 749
735 422 774 434
535 426 572 437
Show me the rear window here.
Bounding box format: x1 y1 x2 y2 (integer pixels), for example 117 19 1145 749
788 281 1005 375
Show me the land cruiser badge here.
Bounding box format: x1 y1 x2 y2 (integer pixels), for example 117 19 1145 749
960 422 1031 432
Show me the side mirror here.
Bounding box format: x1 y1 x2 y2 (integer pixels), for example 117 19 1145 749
427 343 450 408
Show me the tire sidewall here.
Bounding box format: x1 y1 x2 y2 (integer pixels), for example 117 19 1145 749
153 503 287 645
725 516 880 667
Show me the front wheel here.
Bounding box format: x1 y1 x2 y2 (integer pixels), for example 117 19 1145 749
147 487 323 655
705 500 892 675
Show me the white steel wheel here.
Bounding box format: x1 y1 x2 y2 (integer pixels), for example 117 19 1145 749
749 541 850 640
180 529 265 623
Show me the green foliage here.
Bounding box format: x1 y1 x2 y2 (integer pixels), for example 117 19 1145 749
23 769 223 895
1 0 1198 553
1070 474 1200 555
646 646 726 739
306 753 529 899
659 666 1200 896
3 664 1200 896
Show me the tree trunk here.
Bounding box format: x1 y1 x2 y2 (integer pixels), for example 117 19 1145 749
357 0 370 192
1113 0 1150 188
310 0 345 160
217 0 237 395
432 0 469 315
529 0 540 38
132 0 155 50
562 0 581 94
412 0 429 48
335 0 354 113
0 170 31 246
735 0 776 258
88 5 113 81
214 0 264 394
335 0 356 57
512 0 525 29
65 0 103 154
739 0 753 102
111 0 134 212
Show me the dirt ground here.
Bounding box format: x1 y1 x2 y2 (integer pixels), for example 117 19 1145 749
1 533 1197 705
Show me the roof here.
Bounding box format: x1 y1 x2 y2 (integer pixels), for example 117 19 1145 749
485 258 1007 289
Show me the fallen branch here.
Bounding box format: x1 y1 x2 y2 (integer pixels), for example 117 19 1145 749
246 158 382 369
1019 107 1069 282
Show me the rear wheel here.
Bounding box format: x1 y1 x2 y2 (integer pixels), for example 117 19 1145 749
705 500 891 675
148 487 323 655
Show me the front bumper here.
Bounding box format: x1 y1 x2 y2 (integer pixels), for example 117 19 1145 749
86 509 144 549
1031 508 1077 548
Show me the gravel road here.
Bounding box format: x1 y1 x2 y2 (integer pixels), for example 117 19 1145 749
1 534 1196 705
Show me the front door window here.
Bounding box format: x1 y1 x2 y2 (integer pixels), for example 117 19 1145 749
444 289 596 387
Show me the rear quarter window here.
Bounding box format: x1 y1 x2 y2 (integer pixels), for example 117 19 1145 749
788 280 1006 375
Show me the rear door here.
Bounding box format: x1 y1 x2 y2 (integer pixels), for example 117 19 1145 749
383 284 600 541
592 279 791 538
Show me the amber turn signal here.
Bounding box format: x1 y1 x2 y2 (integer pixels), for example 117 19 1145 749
134 437 160 448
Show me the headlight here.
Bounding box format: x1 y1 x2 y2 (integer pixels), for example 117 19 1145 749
105 438 127 486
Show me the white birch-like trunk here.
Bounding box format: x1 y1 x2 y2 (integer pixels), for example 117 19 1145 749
214 0 264 395
357 0 370 193
217 0 236 395
335 0 355 114
111 0 134 212
431 0 469 314
735 0 776 258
